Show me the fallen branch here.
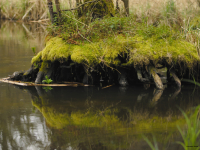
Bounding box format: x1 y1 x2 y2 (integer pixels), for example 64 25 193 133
0 78 90 87
22 3 36 20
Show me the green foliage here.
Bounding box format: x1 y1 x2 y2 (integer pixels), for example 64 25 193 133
31 47 36 55
42 75 53 84
177 106 200 150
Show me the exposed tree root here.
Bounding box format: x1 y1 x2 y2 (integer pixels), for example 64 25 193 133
136 69 150 82
148 66 164 89
170 69 181 88
35 71 45 84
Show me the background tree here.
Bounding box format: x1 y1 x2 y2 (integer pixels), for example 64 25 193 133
121 0 129 16
55 0 62 23
47 0 54 24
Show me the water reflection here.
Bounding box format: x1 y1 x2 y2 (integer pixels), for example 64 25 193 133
0 21 48 149
0 21 46 78
11 84 199 150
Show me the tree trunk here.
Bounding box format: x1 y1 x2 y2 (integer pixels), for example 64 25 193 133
122 0 129 16
0 8 1 19
55 0 62 23
197 0 200 7
116 0 120 12
47 0 54 24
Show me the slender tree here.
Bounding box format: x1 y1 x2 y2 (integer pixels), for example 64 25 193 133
122 0 129 16
55 0 62 23
47 0 54 24
197 0 200 7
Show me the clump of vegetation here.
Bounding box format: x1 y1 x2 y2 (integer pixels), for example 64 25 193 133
42 75 53 84
30 0 200 73
33 14 199 70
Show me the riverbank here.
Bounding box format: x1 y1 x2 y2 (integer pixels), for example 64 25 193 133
1 19 200 150
4 0 200 89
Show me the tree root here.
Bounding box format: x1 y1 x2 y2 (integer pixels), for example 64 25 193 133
136 69 150 82
170 69 181 88
148 66 164 89
35 71 45 84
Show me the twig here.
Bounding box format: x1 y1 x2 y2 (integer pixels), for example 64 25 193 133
22 3 36 20
78 32 92 43
62 0 99 11
64 13 87 26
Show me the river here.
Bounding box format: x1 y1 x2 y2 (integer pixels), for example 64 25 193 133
0 21 199 150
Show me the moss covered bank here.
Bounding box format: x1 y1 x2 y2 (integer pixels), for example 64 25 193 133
7 0 200 88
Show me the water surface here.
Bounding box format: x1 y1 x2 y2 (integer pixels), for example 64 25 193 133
0 21 199 150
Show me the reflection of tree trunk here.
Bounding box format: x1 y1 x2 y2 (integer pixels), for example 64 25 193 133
55 0 62 23
152 89 163 103
169 88 181 101
47 0 54 24
2 131 8 150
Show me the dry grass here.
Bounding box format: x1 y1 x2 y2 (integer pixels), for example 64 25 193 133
0 0 200 21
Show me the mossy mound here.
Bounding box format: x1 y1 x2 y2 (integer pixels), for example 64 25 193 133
32 34 199 69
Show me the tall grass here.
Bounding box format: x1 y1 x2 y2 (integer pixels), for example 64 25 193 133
0 0 200 22
0 0 72 21
177 106 200 150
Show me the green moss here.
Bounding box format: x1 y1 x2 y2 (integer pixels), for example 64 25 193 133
79 0 114 19
128 35 199 68
32 33 199 69
39 61 50 73
31 51 42 64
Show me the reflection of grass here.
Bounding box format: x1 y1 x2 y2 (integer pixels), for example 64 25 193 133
43 86 53 92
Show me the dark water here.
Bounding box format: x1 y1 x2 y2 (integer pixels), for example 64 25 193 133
0 21 200 150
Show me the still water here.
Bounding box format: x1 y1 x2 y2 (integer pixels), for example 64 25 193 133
0 21 199 150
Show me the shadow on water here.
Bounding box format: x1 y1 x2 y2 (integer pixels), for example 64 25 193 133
12 83 200 150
